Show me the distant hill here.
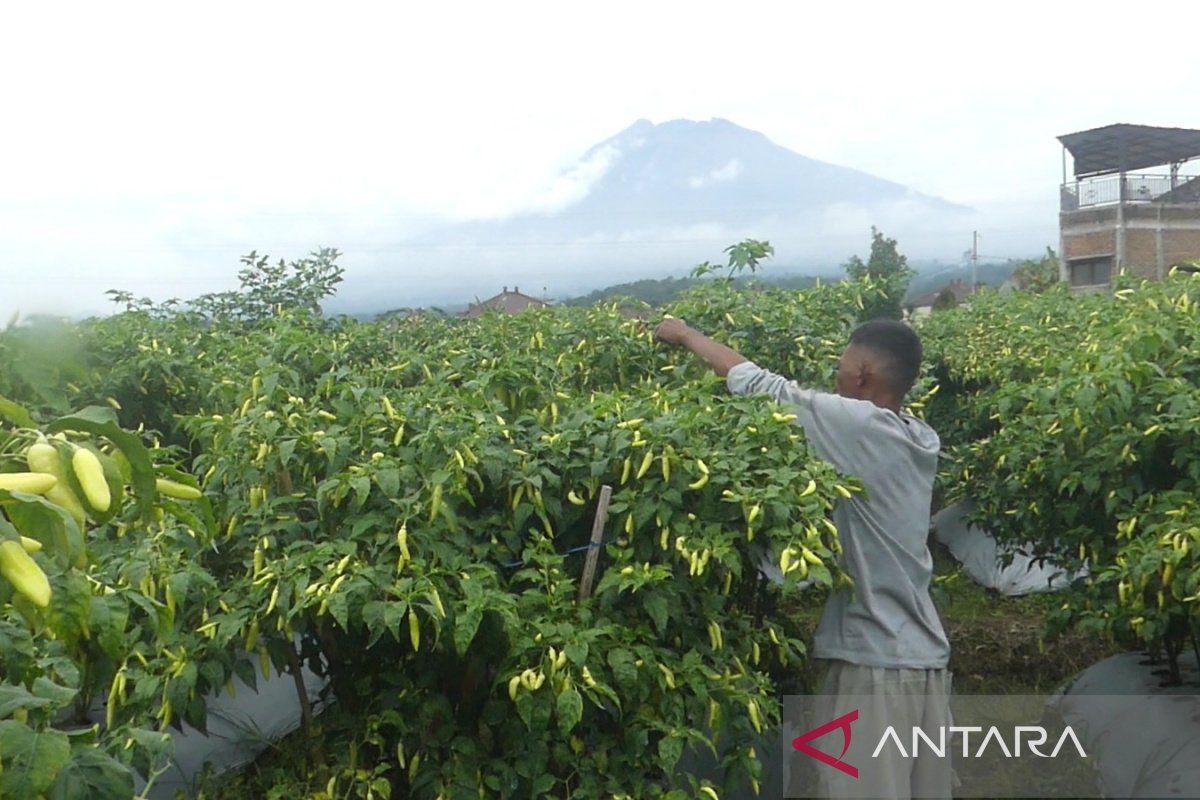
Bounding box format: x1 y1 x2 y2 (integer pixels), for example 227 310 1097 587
561 273 821 307
561 259 1017 310
362 258 1019 318
903 261 1016 302
329 118 979 315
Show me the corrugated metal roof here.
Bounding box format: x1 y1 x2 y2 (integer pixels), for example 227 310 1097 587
1059 124 1200 177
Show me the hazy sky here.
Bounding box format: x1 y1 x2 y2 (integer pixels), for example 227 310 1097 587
3 1 1196 318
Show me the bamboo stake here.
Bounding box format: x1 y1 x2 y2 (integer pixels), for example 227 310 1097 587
578 485 612 600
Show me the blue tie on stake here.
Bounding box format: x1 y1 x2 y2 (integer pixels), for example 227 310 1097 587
500 539 608 570
497 484 613 599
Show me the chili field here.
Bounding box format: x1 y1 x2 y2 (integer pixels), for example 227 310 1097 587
0 248 1197 798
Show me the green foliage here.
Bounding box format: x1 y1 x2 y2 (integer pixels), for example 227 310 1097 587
7 238 1199 797
842 227 914 320
921 269 1200 681
156 274 879 797
931 286 958 311
1008 248 1061 293
0 243 911 798
108 248 345 325
690 239 774 280
0 318 90 418
215 247 345 321
0 399 186 797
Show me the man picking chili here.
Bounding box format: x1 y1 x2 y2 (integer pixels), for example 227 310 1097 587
655 316 952 800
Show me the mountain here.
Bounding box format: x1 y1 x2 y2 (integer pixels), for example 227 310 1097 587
330 118 978 313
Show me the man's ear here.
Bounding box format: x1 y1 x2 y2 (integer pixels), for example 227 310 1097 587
854 358 872 389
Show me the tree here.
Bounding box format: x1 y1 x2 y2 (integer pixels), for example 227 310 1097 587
1009 247 1060 293
932 286 959 311
192 248 345 322
690 239 774 280
108 249 345 326
843 227 914 320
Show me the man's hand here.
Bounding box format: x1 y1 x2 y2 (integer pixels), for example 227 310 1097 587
654 318 693 346
651 317 748 377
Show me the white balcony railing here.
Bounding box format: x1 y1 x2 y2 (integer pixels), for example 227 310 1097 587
1061 173 1200 210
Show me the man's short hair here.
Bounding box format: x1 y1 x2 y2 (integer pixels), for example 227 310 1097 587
848 319 922 397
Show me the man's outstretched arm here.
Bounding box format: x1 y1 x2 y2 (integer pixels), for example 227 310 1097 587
654 318 806 408
653 318 747 377
655 318 863 472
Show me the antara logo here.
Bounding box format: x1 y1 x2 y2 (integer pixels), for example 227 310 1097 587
792 709 1088 779
792 709 859 778
871 725 1088 760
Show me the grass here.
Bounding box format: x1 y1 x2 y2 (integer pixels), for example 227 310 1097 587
779 543 1122 694
929 544 1121 694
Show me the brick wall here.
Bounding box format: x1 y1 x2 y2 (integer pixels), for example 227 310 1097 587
1061 205 1200 283
1164 229 1200 268
1120 228 1200 278
1063 230 1114 260
1123 230 1159 280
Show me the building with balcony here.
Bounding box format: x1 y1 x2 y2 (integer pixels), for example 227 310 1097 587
1058 124 1200 291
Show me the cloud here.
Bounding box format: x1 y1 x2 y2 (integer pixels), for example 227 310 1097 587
4 0 1183 321
523 144 620 215
688 159 744 189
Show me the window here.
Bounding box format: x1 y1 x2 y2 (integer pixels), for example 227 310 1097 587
1068 257 1112 287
